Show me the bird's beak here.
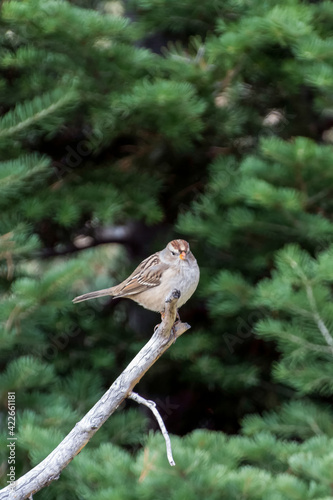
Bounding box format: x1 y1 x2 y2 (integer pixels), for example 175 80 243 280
179 251 186 260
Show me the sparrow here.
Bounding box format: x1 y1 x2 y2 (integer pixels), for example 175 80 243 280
73 239 199 314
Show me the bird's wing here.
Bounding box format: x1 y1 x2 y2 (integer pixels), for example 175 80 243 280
111 253 168 297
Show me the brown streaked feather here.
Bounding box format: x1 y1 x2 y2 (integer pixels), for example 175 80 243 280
109 252 168 298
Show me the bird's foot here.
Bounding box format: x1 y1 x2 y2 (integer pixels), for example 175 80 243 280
154 311 165 331
154 310 179 343
168 310 181 342
168 323 177 343
168 318 183 343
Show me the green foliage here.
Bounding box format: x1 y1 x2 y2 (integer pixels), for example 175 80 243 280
243 400 333 440
254 244 333 396
0 356 56 396
2 0 333 498
48 430 333 500
0 155 51 205
129 0 243 35
0 86 80 142
113 79 206 150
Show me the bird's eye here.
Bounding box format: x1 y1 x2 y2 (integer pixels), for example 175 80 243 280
171 251 176 256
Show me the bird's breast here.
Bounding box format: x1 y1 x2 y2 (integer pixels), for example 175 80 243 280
161 259 199 308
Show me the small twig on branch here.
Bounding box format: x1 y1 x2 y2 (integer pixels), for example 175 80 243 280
0 290 190 500
129 392 175 466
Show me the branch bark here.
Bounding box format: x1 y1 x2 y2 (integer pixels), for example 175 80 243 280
0 289 190 500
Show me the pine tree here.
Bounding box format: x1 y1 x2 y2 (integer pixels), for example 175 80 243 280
2 0 333 498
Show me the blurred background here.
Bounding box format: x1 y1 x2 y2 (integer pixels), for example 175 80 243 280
1 0 333 498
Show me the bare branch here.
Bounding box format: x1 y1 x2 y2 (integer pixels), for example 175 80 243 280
129 392 175 466
0 289 190 500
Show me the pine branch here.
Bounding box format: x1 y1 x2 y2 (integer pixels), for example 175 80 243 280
40 224 135 257
304 281 333 354
288 253 333 354
0 88 78 139
40 222 160 258
0 290 190 499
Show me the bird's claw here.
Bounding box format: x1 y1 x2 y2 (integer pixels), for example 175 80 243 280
155 310 181 341
168 320 182 343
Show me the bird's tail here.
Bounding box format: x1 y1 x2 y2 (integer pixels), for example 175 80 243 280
72 288 112 304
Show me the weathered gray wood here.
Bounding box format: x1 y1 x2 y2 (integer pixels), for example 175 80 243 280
0 289 190 500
